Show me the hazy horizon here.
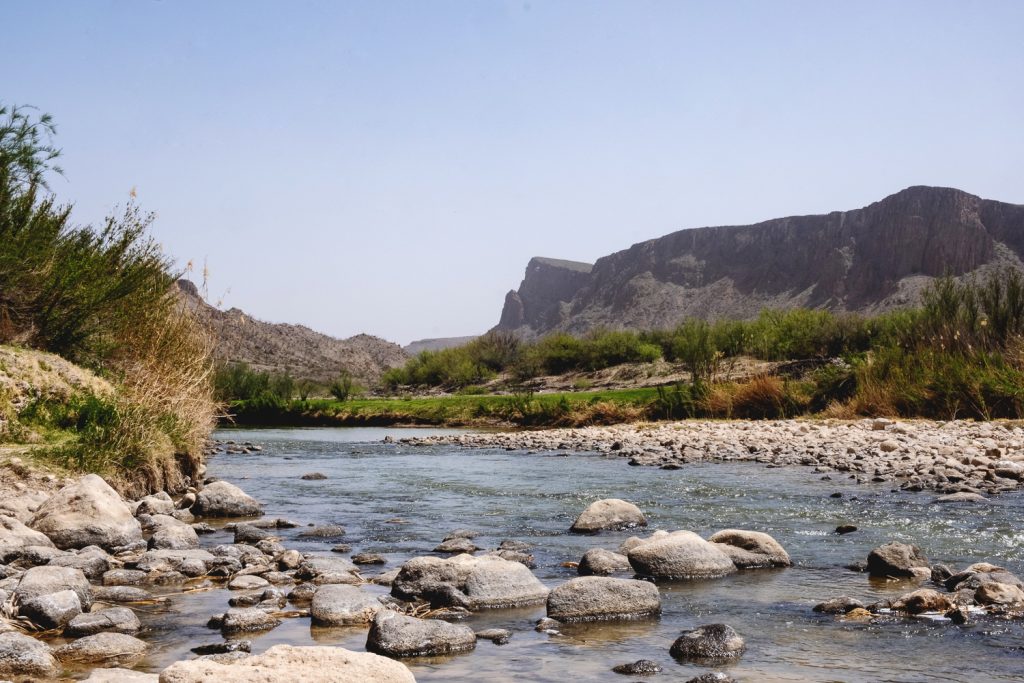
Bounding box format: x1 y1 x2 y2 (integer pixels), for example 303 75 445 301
7 1 1024 345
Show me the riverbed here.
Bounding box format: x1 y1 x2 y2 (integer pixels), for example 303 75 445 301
131 426 1024 682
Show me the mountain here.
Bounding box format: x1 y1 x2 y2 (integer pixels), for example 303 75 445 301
494 186 1024 338
177 281 407 385
404 336 479 355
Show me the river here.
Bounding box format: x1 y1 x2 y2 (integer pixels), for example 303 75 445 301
131 426 1024 682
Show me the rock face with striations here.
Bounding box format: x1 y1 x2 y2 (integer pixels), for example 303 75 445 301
494 187 1024 337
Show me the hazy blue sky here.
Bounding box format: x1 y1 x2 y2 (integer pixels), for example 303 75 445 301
7 0 1023 344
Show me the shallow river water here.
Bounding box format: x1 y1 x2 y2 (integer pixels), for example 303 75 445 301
130 426 1024 682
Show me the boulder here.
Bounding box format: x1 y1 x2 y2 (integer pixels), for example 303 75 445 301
54 632 148 667
366 611 476 657
297 525 346 540
892 589 953 614
158 644 415 683
391 554 549 609
433 538 478 554
278 549 304 570
0 514 55 563
546 576 661 622
221 607 282 635
103 569 147 586
92 586 155 603
191 481 262 518
228 575 270 591
311 584 383 626
475 628 511 644
812 597 865 614
627 531 737 580
14 565 92 610
49 551 110 581
669 623 746 662
29 474 143 551
65 607 142 637
84 668 159 682
136 494 175 517
577 548 631 576
708 529 791 568
18 589 82 629
147 515 200 550
570 499 647 533
0 631 59 679
975 581 1024 606
295 557 361 585
866 542 930 579
612 660 663 675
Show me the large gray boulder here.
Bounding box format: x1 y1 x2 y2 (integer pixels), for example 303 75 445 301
18 589 82 629
311 585 384 626
367 611 476 657
65 607 142 637
54 632 148 667
866 542 930 579
158 644 416 683
29 474 143 551
221 607 282 635
15 565 92 610
295 557 361 585
0 514 55 563
578 548 632 576
547 576 661 622
191 481 262 518
627 531 737 580
391 554 549 609
0 631 59 679
147 515 199 550
708 529 791 569
570 499 647 533
670 623 746 662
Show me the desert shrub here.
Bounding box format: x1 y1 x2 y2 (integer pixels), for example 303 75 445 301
329 370 364 401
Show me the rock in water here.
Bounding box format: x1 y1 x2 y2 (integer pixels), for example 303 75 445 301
54 632 148 667
18 589 82 629
366 611 476 657
147 514 200 550
577 548 632 576
570 499 647 533
866 541 930 579
159 644 415 683
612 659 662 675
0 631 59 679
892 588 953 614
547 576 661 622
311 585 384 626
220 608 282 635
627 531 737 580
391 554 549 609
669 623 746 662
65 607 142 637
29 474 143 551
708 529 791 568
191 481 262 518
0 514 55 563
813 597 865 614
14 565 93 611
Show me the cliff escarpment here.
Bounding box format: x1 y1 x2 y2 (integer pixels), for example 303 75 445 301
496 187 1024 337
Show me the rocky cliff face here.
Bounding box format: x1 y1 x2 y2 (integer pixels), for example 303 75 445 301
496 187 1024 337
177 283 407 385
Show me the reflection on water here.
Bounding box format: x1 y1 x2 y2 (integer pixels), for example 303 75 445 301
126 426 1024 682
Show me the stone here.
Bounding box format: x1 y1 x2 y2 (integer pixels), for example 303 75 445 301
92 586 156 603
301 472 328 480
975 581 1024 605
836 524 858 534
366 610 476 657
14 565 92 610
191 481 262 518
84 668 159 682
18 589 82 629
577 548 632 576
442 529 478 541
866 541 930 579
190 641 251 655
229 574 270 590
311 584 383 626
295 557 360 585
65 607 141 636
29 474 143 551
221 607 282 635
158 644 416 683
570 499 647 533
433 537 478 554
627 531 737 580
669 623 746 662
612 659 662 675
49 551 110 581
708 529 791 568
933 492 988 503
278 549 304 570
148 515 200 550
288 582 317 604
136 494 175 517
234 524 271 544
813 597 865 614
0 631 59 679
547 576 661 622
352 553 387 565
0 514 55 563
391 554 549 609
892 588 953 614
297 525 346 539
54 632 148 667
475 628 511 644
684 675 736 683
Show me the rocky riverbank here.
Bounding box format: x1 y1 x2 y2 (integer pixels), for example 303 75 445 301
404 418 1024 496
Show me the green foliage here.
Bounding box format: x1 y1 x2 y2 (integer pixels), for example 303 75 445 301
214 362 295 402
329 370 363 401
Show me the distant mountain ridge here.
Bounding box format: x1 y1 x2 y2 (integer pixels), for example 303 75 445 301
177 281 407 384
495 186 1024 337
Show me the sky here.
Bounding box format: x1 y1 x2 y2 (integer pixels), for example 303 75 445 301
6 0 1024 345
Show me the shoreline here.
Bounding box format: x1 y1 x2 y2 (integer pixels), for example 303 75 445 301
403 417 1024 496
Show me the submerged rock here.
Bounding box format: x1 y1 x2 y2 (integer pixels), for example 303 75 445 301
65 607 141 637
892 588 953 614
612 659 662 675
627 531 736 580
366 611 476 657
475 628 512 644
54 632 148 667
669 623 746 662
577 548 632 576
547 576 661 622
221 607 282 635
708 529 791 568
813 597 865 614
30 474 143 551
159 644 415 683
311 585 383 626
867 541 930 579
570 499 647 533
391 554 549 609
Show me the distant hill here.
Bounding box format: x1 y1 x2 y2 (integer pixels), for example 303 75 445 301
177 281 407 385
495 186 1024 337
404 336 479 355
